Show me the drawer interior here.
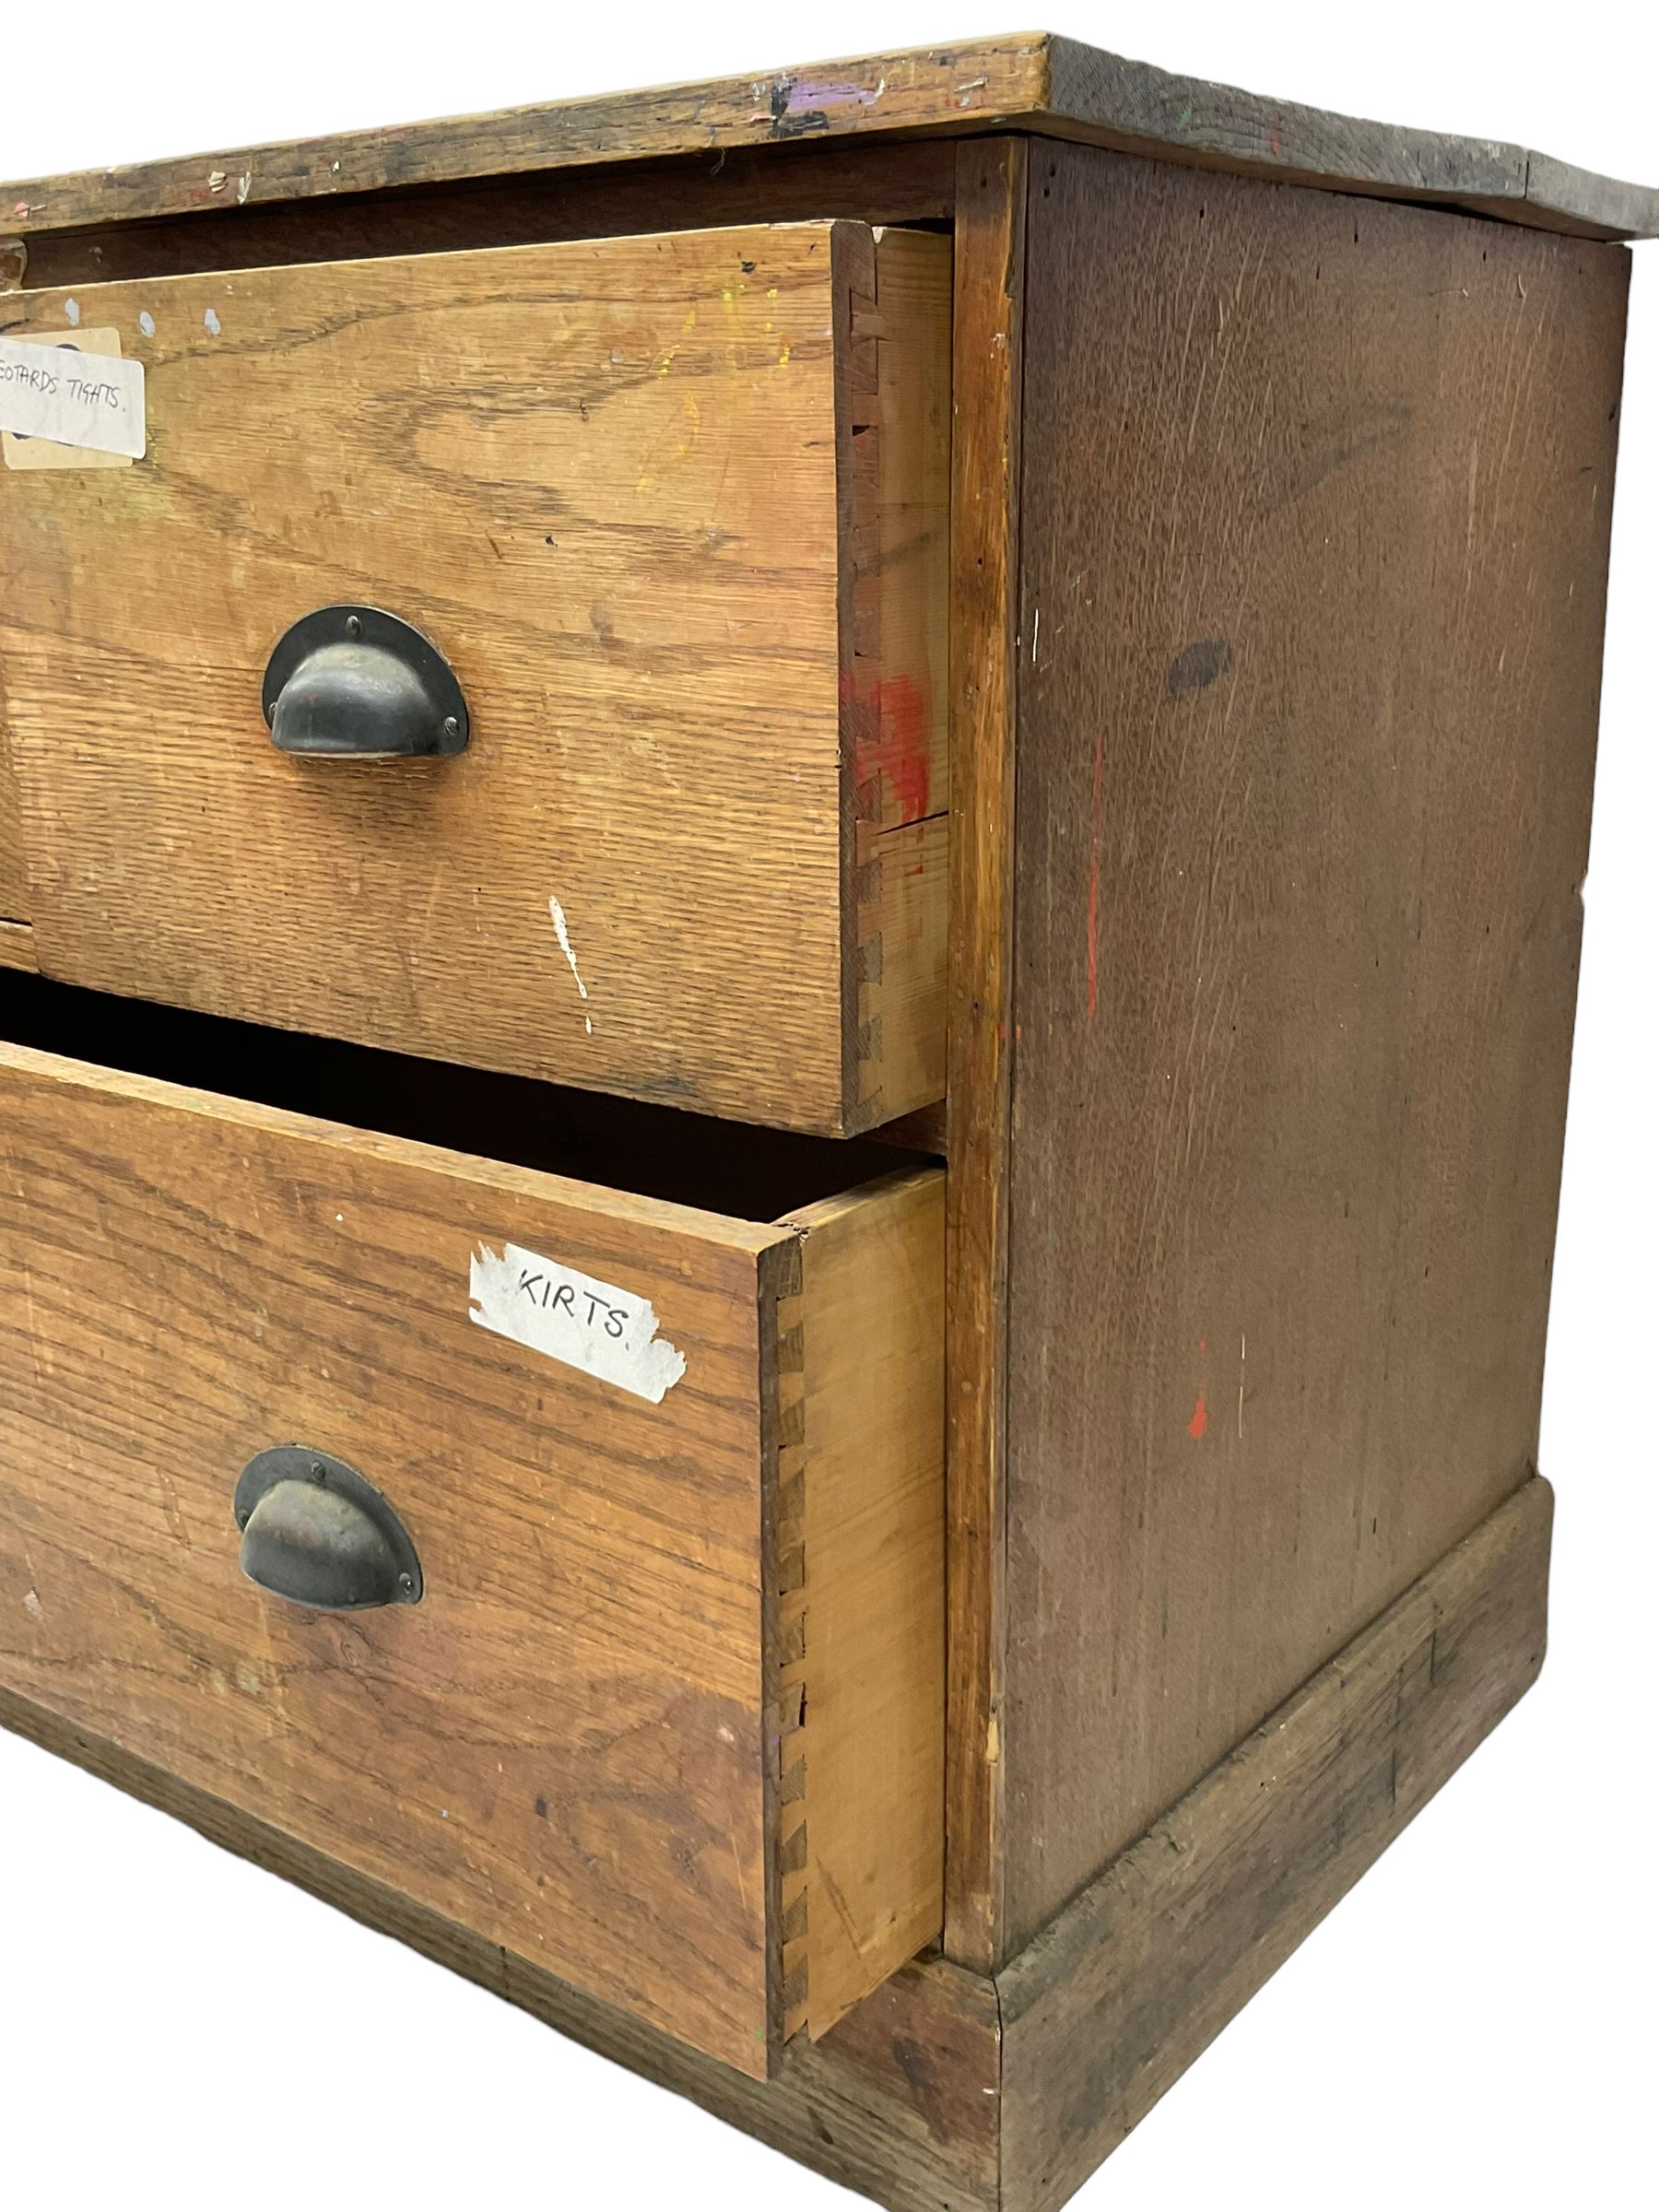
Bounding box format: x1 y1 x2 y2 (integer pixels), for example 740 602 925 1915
0 969 927 1218
0 972 944 2076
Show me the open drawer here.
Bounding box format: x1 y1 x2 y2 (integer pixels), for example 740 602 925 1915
0 220 949 1137
0 979 944 2078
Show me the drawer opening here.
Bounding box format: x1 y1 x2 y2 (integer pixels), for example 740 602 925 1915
0 969 933 1222
18 143 957 292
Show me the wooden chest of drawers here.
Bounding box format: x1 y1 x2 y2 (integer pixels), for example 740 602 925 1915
2 30 1653 2212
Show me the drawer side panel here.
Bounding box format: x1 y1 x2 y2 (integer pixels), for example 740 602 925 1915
782 1165 946 2037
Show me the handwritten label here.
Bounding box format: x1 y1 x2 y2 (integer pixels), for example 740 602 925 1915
469 1241 687 1404
0 331 146 461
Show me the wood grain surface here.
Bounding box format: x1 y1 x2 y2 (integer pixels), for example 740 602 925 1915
786 1169 946 2035
0 222 948 1136
3 33 1653 242
998 1477 1554 2212
1002 143 1627 1951
1041 36 1659 241
0 1681 1002 2212
0 922 33 972
943 138 1026 1974
0 1039 794 2075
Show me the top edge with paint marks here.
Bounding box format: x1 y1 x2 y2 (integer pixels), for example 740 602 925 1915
1 32 1655 247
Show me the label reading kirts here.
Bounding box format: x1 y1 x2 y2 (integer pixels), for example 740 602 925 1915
468 1241 687 1404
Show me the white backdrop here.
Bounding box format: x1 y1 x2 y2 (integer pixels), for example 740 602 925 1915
2 6 1653 2206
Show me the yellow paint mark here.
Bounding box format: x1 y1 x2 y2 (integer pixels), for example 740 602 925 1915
777 342 792 368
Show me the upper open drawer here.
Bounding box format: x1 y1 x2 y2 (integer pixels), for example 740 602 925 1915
0 221 949 1137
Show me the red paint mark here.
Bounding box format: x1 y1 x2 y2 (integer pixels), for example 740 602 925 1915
1086 730 1105 1018
1188 1395 1208 1441
1270 123 1283 159
851 673 932 826
1197 1339 1206 1352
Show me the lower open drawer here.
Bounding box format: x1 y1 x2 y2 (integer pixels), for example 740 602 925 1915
0 982 943 2078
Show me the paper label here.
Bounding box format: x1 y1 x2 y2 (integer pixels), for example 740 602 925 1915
469 1241 687 1405
1 330 146 463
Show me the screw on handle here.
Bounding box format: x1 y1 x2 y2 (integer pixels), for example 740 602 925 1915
261 604 470 759
233 1445 423 1612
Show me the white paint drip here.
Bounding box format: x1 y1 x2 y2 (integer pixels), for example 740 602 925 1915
138 310 156 337
23 1589 42 1621
204 307 221 335
470 1241 686 1404
548 894 594 1034
65 298 81 327
1239 1332 1247 1439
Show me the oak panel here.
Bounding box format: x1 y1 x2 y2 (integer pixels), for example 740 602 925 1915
1004 144 1627 1949
786 1168 946 2033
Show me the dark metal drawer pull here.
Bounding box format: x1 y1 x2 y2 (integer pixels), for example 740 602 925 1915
234 1445 423 1612
261 604 470 759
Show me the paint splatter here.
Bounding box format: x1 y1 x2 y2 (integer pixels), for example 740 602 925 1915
1166 639 1233 698
138 311 156 338
1238 1333 1247 1439
203 307 221 335
1188 1395 1208 1441
851 672 933 826
22 1589 42 1621
64 298 81 327
548 895 594 1035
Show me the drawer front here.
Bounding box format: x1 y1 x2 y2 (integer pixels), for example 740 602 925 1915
0 1041 943 2076
0 222 948 1136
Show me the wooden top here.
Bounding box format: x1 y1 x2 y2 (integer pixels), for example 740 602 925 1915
3 31 1655 246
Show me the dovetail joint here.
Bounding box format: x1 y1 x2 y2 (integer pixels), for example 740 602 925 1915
773 1285 809 2041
